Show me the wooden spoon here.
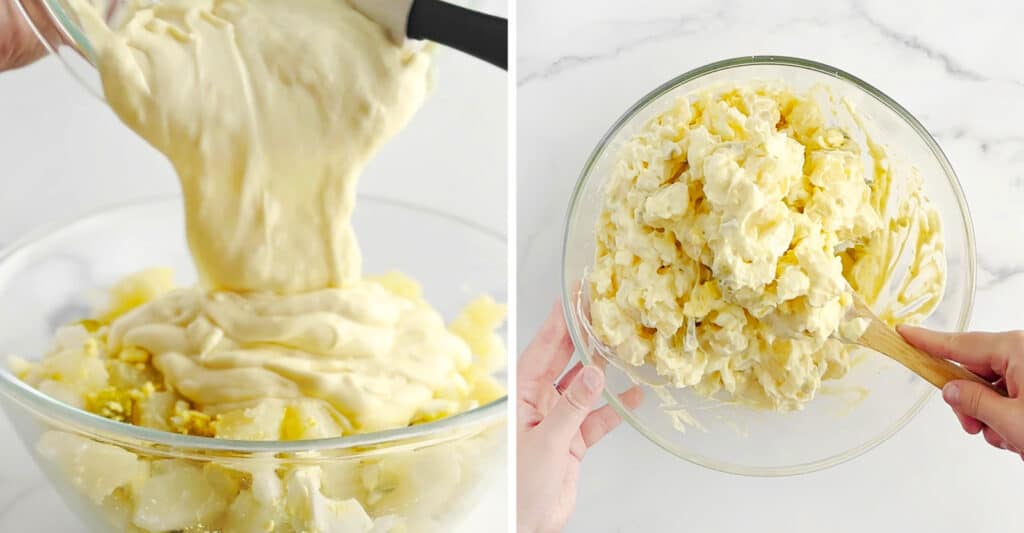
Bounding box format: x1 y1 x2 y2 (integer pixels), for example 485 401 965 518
843 293 1004 395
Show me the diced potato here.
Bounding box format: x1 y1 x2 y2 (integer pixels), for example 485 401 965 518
43 349 110 393
38 379 85 409
214 400 288 441
100 488 148 533
449 295 507 373
118 346 151 364
433 372 470 402
368 447 462 515
130 460 231 531
36 431 145 504
204 463 243 500
7 355 32 379
133 390 176 431
367 271 423 300
285 468 374 533
244 465 285 505
370 515 408 533
53 324 91 351
169 400 215 437
222 489 285 533
100 492 143 533
105 359 160 390
320 461 368 502
326 499 376 532
281 400 348 440
97 267 175 323
465 370 505 407
411 398 461 424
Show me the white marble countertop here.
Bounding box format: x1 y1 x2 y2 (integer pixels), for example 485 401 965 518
0 0 507 529
518 1 1024 531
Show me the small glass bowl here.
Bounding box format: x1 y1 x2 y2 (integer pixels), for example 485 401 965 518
561 56 976 476
13 0 478 99
13 0 104 96
0 196 507 532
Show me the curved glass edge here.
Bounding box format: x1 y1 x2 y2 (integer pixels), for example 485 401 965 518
0 195 508 456
561 55 977 477
21 0 485 102
15 0 103 99
45 0 97 60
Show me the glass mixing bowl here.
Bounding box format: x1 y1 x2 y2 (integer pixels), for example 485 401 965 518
0 196 507 532
13 0 106 96
562 56 976 477
13 0 479 99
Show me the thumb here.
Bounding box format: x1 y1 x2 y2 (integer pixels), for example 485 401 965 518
944 380 1024 444
898 325 1014 379
538 365 604 443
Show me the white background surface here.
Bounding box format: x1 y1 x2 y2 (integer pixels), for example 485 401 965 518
518 1 1024 532
0 0 508 530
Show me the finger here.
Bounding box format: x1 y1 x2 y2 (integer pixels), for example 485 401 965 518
951 407 984 435
580 387 643 448
538 365 604 443
569 431 586 461
982 426 1009 451
556 362 583 393
944 380 1024 445
898 326 1017 379
517 300 575 385
536 362 584 417
516 396 543 430
580 405 621 448
569 279 613 374
620 385 644 409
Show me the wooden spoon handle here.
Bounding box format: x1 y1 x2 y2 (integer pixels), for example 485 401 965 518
859 319 1003 394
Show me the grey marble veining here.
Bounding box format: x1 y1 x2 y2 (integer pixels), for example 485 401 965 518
518 11 723 87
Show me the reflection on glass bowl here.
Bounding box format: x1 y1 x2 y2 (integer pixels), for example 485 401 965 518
0 196 507 532
561 56 975 477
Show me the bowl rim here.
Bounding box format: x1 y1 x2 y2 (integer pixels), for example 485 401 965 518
560 55 977 477
0 194 508 454
15 0 477 101
13 0 103 98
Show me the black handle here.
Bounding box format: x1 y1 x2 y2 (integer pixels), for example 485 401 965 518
406 0 507 70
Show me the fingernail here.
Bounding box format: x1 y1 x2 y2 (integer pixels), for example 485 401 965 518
580 366 602 393
943 382 960 406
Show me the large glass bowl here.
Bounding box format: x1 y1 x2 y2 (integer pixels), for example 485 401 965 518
562 56 976 477
0 196 507 532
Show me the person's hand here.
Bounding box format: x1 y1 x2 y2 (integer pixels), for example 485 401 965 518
1 0 49 71
517 301 642 533
899 326 1024 457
